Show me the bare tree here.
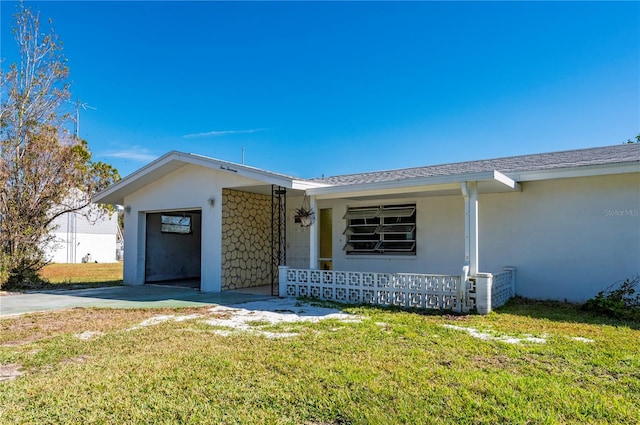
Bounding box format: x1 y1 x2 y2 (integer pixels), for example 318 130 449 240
0 5 119 286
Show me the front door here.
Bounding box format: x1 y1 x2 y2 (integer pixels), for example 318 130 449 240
319 208 333 270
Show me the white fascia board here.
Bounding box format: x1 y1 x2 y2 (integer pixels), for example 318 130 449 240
291 180 332 191
92 187 122 206
493 170 521 191
92 151 179 205
307 170 519 200
509 162 640 182
179 152 296 187
93 151 303 205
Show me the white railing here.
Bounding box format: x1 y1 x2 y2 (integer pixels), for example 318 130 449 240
279 266 516 314
491 267 516 308
280 268 474 313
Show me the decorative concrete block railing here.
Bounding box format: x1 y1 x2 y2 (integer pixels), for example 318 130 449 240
280 267 475 313
279 266 516 315
491 267 516 309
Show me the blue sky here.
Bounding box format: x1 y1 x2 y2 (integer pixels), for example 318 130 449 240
1 1 638 178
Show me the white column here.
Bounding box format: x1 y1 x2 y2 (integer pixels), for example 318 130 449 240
278 265 289 297
201 190 222 292
129 210 145 285
475 272 493 314
309 195 319 269
461 181 479 275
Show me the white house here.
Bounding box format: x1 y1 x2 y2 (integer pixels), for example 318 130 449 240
93 144 640 312
46 207 120 264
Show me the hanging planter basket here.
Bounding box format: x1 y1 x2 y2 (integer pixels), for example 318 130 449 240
295 195 315 227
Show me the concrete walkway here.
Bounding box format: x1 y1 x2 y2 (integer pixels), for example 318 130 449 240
0 285 275 317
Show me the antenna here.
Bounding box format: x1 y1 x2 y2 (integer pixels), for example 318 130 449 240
242 146 245 164
67 99 97 138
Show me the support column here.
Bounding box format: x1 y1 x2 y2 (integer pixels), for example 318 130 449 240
475 272 493 314
461 181 479 276
309 195 319 269
278 266 289 297
125 209 145 286
201 190 222 292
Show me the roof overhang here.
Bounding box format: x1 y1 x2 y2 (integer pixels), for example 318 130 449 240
508 161 640 182
93 151 329 205
306 170 521 200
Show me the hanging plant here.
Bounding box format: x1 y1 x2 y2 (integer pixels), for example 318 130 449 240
295 195 315 227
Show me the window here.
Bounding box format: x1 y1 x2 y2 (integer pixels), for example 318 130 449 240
343 204 416 255
161 215 192 234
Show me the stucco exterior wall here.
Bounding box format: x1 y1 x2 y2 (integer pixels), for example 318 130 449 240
121 164 271 291
318 172 639 302
221 189 271 290
47 210 118 263
48 232 117 264
319 194 465 275
479 172 639 302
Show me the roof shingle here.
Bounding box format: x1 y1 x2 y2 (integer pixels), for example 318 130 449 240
313 144 640 186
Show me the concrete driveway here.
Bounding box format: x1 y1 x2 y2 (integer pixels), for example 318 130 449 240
0 285 275 317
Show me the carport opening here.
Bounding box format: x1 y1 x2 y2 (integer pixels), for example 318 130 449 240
144 210 202 289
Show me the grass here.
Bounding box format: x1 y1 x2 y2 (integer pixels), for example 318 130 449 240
39 262 123 284
1 262 122 292
1 298 638 424
4 262 124 292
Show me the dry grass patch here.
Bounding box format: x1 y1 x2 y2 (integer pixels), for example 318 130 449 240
0 307 207 346
38 262 123 284
471 354 514 370
0 364 23 382
1 262 124 292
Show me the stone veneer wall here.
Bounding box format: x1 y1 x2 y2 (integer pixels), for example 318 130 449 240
221 189 272 290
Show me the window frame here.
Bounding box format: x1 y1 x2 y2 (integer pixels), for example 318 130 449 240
161 214 193 234
343 204 416 255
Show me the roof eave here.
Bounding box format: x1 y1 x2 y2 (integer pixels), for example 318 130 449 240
92 151 179 205
507 161 640 182
92 151 306 206
306 170 520 200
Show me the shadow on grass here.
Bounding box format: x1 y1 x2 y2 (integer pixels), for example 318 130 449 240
495 296 640 330
301 297 471 320
303 296 640 330
5 280 123 293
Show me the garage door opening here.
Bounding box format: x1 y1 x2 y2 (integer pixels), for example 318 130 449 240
145 210 202 289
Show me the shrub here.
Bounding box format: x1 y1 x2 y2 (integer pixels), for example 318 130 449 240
583 276 640 321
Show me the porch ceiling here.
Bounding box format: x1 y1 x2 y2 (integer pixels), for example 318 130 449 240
306 170 521 200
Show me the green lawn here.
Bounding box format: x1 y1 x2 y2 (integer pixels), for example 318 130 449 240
1 299 638 424
2 263 123 293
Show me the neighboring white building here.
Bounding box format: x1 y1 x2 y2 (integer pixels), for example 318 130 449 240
93 144 640 306
46 207 120 264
